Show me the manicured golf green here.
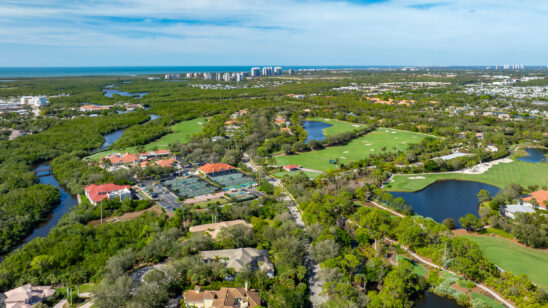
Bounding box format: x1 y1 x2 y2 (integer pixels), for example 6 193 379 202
461 235 548 290
387 159 548 192
470 293 505 308
88 117 205 160
275 128 428 171
306 117 366 136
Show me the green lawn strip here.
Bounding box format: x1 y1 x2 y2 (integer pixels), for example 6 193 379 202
461 235 548 290
470 293 506 308
88 117 205 161
387 160 548 192
275 128 426 171
306 117 365 136
396 255 426 276
273 170 321 179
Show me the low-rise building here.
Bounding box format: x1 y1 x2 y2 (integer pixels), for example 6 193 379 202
189 220 252 239
84 183 131 205
283 164 300 171
200 248 275 277
183 286 261 308
501 203 536 218
3 284 55 308
199 163 236 177
522 190 548 209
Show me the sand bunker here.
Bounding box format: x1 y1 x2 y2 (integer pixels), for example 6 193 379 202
460 158 513 175
352 124 360 127
343 151 349 153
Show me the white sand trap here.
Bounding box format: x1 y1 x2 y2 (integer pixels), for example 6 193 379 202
370 149 375 151
340 157 347 159
197 122 203 125
395 137 399 139
408 176 426 180
401 142 407 144
343 151 349 153
324 119 330 121
392 132 397 134
385 130 389 132
460 158 513 175
352 124 360 127
412 136 417 138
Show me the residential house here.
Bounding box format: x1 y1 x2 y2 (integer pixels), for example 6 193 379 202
501 203 536 219
200 248 275 278
522 190 548 209
3 284 55 308
189 220 252 239
84 183 131 205
183 286 261 308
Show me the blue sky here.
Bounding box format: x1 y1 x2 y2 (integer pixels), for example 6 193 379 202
0 0 547 66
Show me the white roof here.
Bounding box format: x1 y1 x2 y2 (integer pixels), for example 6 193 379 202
504 204 536 214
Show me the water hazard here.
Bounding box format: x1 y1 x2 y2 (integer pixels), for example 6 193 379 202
517 148 547 163
302 120 333 143
414 291 465 308
392 180 500 225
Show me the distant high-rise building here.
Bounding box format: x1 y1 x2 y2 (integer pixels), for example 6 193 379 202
216 73 222 81
261 67 273 76
236 74 242 82
204 73 212 80
251 67 261 77
223 73 231 82
186 73 194 78
274 67 282 76
288 68 296 75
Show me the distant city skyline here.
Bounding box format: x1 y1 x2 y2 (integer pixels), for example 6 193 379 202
1 0 547 67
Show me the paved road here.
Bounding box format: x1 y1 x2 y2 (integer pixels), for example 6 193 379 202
273 180 326 307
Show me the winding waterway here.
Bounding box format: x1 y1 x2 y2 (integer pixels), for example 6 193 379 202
392 180 500 226
517 148 547 163
103 84 148 98
302 120 333 143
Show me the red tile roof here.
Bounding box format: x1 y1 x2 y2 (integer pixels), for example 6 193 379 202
85 183 130 203
122 153 139 163
523 190 548 208
284 164 299 170
155 149 170 155
200 163 235 174
157 158 176 168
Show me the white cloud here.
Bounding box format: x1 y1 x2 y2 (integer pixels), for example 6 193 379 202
0 0 547 66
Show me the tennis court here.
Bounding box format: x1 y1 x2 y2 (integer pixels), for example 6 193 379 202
163 176 219 198
210 172 256 189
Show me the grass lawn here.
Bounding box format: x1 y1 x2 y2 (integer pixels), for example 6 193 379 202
273 170 321 179
306 117 366 136
88 117 205 161
396 255 426 276
275 128 428 171
470 293 505 308
461 235 548 290
387 159 548 192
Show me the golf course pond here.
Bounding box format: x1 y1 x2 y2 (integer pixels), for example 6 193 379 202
391 180 500 225
303 120 333 143
414 291 465 308
518 148 548 163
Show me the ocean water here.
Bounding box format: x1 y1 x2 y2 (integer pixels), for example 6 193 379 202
0 66 398 78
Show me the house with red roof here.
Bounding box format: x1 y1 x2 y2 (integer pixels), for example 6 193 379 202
84 183 131 205
523 190 548 209
157 157 176 168
199 163 236 176
283 164 300 171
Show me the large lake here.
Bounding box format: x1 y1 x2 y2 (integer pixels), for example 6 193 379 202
518 148 547 163
414 292 465 308
303 120 333 143
392 180 500 225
